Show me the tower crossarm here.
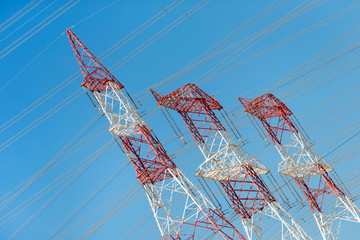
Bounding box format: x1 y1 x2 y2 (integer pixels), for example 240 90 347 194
151 83 223 112
239 94 297 145
67 30 246 240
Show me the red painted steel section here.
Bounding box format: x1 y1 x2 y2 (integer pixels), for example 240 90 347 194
221 166 275 219
66 29 123 92
239 94 297 145
119 124 178 185
163 208 246 240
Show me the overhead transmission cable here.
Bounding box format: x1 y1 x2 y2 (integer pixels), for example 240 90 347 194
0 89 83 153
195 0 327 86
0 129 111 225
7 140 115 240
0 31 65 91
0 0 80 60
0 114 102 216
198 1 360 91
99 0 185 60
110 0 211 72
0 0 45 34
0 0 60 45
45 161 130 240
54 182 141 240
0 0 130 91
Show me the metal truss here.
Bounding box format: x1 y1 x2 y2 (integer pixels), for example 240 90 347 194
152 83 311 240
240 93 360 240
67 29 246 240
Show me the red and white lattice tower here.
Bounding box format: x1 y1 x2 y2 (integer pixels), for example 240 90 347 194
239 93 360 240
66 29 247 240
151 83 311 240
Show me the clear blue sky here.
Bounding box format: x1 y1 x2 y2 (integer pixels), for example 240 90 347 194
1 0 360 239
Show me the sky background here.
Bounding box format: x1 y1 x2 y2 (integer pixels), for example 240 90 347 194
1 0 360 239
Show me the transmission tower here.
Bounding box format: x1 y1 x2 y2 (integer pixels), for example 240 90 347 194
151 83 311 240
66 29 247 240
239 93 360 240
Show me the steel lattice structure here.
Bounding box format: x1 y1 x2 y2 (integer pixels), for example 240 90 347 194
151 83 311 240
239 93 360 240
66 29 247 240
